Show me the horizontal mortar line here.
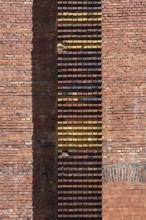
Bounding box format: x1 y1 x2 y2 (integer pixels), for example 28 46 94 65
58 25 101 28
58 128 102 131
57 107 102 110
58 81 102 86
58 40 102 44
58 3 101 5
58 132 101 135
58 49 101 53
58 32 101 35
58 137 102 140
58 18 101 22
58 98 101 101
58 93 101 96
58 167 101 170
58 69 101 72
58 209 102 211
58 12 101 16
58 175 102 178
58 140 102 142
58 167 102 171
57 98 101 101
57 122 102 125
58 172 102 175
58 176 100 180
58 217 102 219
58 164 102 168
58 161 102 164
57 117 101 119
58 146 102 148
57 92 101 95
58 145 102 147
58 56 101 59
58 170 102 173
58 58 101 62
57 43 102 48
58 185 102 188
57 106 102 108
57 73 101 75
57 3 101 6
58 158 102 161
57 117 102 120
58 127 102 129
58 35 101 38
58 87 101 90
57 64 101 67
57 111 102 117
57 5 101 8
58 182 101 185
57 10 101 12
57 108 102 111
58 153 102 156
58 186 101 189
58 204 101 207
58 26 101 29
57 3 101 5
57 0 101 1
58 193 102 196
58 147 102 150
59 203 101 208
58 92 101 95
57 31 101 35
58 51 101 54
57 37 101 41
58 217 101 219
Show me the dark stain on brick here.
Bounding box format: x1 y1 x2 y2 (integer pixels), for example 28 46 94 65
32 0 57 219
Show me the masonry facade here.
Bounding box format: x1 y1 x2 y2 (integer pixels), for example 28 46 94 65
102 0 146 219
1 0 146 219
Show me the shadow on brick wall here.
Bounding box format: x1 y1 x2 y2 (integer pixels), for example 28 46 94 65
32 0 57 219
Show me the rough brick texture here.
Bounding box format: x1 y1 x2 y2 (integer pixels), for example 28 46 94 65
1 0 33 218
1 0 57 219
103 183 146 220
103 0 146 219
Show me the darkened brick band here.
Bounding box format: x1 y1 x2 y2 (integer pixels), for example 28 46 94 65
1 0 57 219
32 0 57 219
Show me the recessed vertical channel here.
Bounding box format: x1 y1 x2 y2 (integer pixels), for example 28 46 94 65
57 0 102 219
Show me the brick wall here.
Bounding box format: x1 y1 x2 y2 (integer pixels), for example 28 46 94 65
1 0 33 218
1 0 146 219
102 0 146 219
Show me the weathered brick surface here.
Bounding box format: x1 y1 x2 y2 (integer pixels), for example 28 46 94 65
1 0 33 218
103 0 146 219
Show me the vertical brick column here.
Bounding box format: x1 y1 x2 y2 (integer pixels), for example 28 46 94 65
57 0 102 219
1 0 57 219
